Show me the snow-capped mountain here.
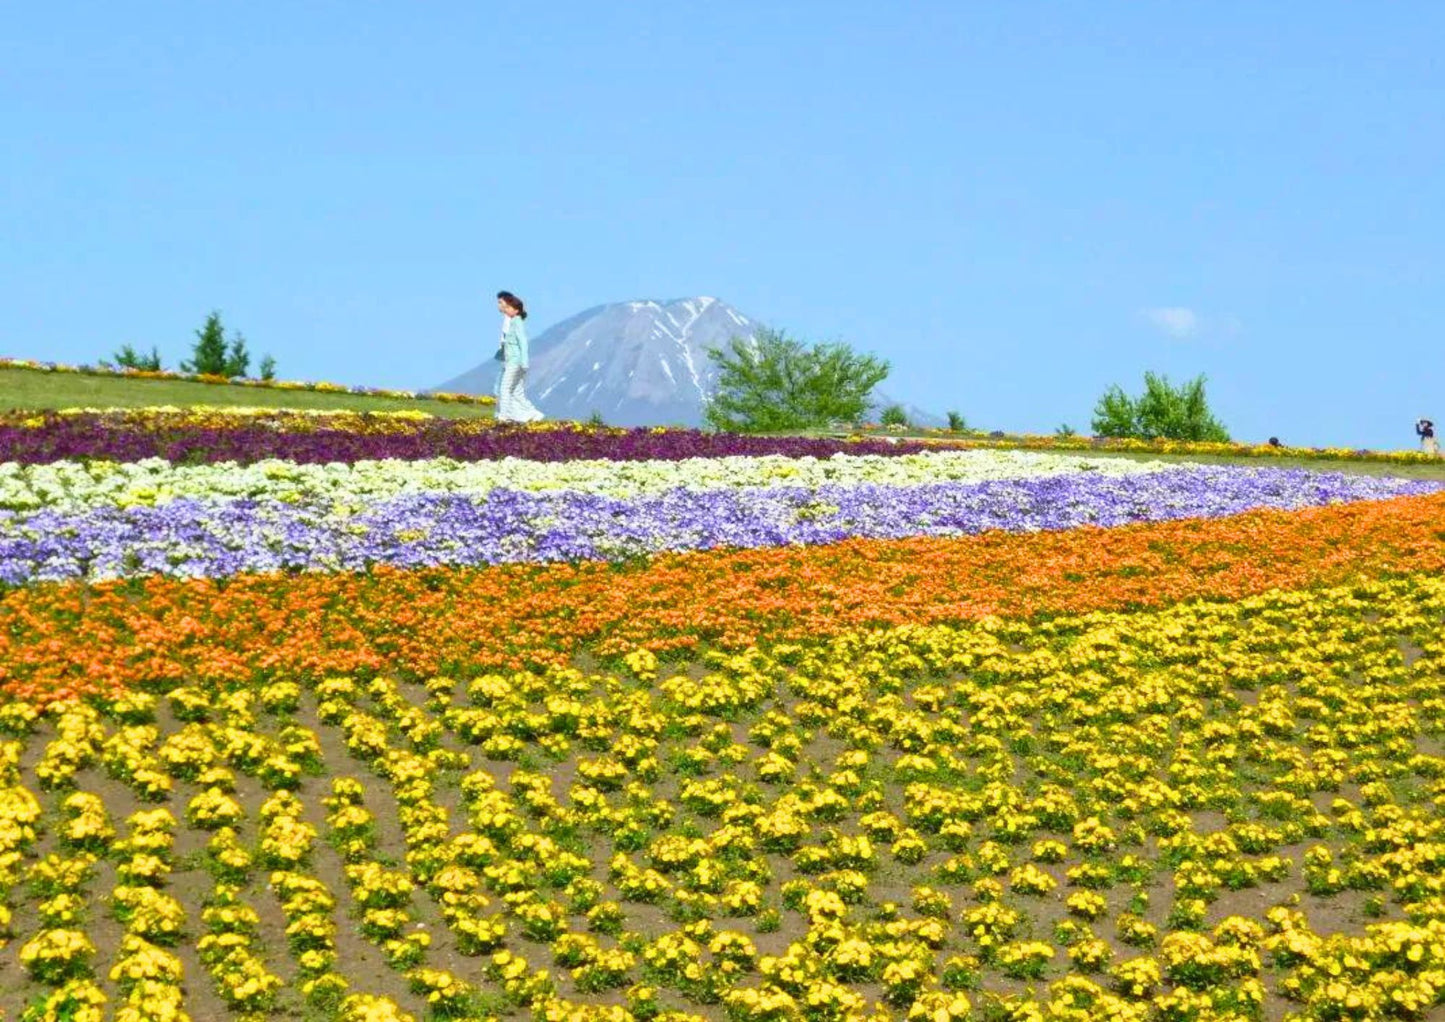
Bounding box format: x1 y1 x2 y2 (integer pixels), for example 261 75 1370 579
435 297 759 427
434 296 941 427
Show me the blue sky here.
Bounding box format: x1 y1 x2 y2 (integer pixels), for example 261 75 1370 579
4 2 1441 449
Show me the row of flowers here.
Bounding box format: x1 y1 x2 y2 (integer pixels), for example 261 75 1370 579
0 411 961 467
859 424 1445 465
4 466 1434 586
2 693 439 1021
10 405 1442 469
7 391 1440 467
12 797 198 1021
0 355 493 405
1 573 1442 1018
0 449 1173 512
3 490 1444 705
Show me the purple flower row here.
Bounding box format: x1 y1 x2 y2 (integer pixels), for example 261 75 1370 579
2 466 1436 587
0 416 946 466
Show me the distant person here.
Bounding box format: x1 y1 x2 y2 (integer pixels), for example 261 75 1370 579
495 290 544 423
1418 417 1439 456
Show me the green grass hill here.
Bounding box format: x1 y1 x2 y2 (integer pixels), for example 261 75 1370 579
0 365 493 419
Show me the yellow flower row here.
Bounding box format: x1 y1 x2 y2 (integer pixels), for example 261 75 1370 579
860 423 1445 465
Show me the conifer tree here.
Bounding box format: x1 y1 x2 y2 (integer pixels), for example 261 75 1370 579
181 312 231 375
225 332 251 378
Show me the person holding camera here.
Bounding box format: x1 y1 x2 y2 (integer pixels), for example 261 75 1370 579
1417 417 1439 456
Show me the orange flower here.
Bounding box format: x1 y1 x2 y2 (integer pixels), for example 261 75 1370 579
3 493 1444 704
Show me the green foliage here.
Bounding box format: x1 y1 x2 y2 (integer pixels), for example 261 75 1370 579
704 328 889 433
1090 372 1230 442
946 410 967 432
110 344 163 372
226 332 251 378
181 312 253 377
587 410 606 428
1092 386 1137 439
879 404 909 427
181 312 229 375
258 353 277 381
1055 423 1077 437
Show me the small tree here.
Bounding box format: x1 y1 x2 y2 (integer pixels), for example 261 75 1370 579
181 312 232 375
1134 372 1228 441
110 344 163 372
1055 423 1077 437
1091 372 1229 442
704 328 889 433
258 354 277 381
946 410 967 432
225 332 251 378
880 404 909 427
1091 385 1137 438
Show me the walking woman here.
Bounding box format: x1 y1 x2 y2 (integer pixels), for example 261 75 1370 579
495 290 544 423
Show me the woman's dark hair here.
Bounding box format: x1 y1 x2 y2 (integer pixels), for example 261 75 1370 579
497 290 527 319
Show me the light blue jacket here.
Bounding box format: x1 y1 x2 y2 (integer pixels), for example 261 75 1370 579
501 316 529 369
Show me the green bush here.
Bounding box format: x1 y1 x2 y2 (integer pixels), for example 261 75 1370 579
1091 372 1229 442
880 404 909 427
704 328 889 433
109 344 163 372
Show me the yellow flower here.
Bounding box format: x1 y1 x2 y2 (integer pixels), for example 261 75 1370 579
20 927 97 983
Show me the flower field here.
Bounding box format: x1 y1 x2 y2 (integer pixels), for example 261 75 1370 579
1 410 1444 1022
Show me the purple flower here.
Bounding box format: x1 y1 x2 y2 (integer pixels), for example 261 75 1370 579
0 415 952 466
0 465 1437 585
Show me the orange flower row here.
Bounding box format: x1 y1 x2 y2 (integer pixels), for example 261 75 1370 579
3 492 1444 704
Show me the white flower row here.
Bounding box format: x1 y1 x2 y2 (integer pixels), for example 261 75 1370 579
0 449 1172 512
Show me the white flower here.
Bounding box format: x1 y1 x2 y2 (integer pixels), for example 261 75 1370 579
1 450 1170 512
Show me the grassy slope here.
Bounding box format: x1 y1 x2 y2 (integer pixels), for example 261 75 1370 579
0 366 494 419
